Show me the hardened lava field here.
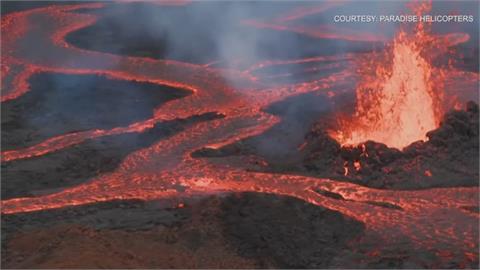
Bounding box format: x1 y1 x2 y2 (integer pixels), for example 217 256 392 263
1 1 479 269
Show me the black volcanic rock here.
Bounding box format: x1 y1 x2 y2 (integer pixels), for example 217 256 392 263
1 72 190 151
2 193 365 269
302 101 479 189
426 101 479 147
192 101 478 190
221 192 364 268
302 127 342 173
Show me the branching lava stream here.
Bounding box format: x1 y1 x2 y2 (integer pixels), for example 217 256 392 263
1 1 478 267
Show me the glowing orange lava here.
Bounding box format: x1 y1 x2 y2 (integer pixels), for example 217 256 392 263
331 4 447 149
0 1 478 266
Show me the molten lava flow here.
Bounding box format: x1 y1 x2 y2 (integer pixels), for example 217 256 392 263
0 1 478 266
331 6 448 149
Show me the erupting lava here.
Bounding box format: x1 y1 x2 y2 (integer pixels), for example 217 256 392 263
1 1 478 267
331 6 445 149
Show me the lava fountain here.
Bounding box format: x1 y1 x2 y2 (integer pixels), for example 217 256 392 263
330 5 446 149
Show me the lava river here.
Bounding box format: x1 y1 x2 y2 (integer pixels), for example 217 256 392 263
1 2 479 267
